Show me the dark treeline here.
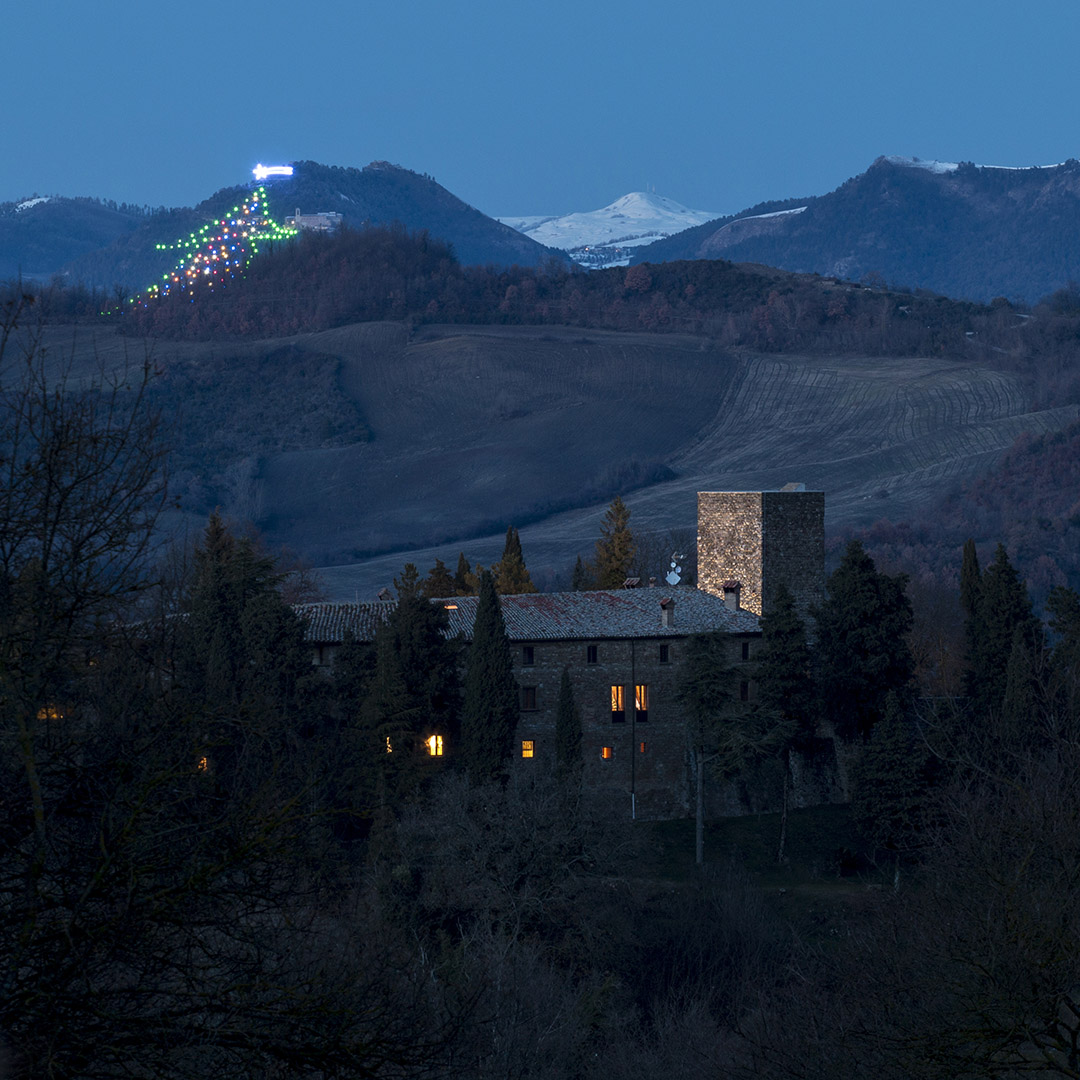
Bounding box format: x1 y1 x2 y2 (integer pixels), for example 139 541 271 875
74 225 1076 380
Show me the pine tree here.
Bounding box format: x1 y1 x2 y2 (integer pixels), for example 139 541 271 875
494 526 536 595
814 540 914 741
461 570 519 782
555 667 582 781
594 496 636 589
421 558 456 598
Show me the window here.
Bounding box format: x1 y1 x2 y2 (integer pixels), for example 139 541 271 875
740 681 749 702
635 684 649 723
639 741 647 754
601 746 613 760
522 686 538 711
587 645 598 664
610 685 625 722
521 740 534 758
385 736 393 754
522 645 534 666
196 755 209 773
741 641 750 661
426 734 444 757
659 643 670 664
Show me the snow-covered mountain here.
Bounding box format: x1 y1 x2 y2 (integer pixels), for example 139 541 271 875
500 191 720 268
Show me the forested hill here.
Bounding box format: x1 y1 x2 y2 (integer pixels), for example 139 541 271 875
634 156 1080 303
59 161 565 291
113 224 1080 371
0 195 151 280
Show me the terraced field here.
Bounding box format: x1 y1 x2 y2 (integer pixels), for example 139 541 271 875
31 321 1076 598
289 325 1075 599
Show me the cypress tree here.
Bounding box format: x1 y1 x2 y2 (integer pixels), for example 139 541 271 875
1000 624 1041 746
555 667 582 781
359 564 459 800
453 552 472 595
571 555 592 591
755 583 815 861
494 526 536 595
594 496 636 589
462 570 519 782
967 544 1039 718
850 690 925 857
959 538 982 623
756 583 815 743
1047 585 1080 732
814 540 914 741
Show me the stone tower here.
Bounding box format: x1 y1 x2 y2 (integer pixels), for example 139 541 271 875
697 486 825 623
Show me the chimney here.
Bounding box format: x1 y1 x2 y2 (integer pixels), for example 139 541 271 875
648 576 657 588
660 597 675 628
722 580 741 611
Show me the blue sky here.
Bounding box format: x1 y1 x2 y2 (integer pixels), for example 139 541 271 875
4 0 1079 218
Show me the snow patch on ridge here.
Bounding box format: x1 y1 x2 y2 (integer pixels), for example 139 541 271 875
500 191 721 268
885 155 1069 174
15 196 50 212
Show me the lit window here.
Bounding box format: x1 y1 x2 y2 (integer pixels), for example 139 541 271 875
635 684 649 722
444 603 458 610
522 645 534 666
386 736 393 754
610 685 625 723
426 734 444 756
659 644 670 664
522 686 538 711
639 741 646 754
196 755 209 773
587 645 598 664
522 740 534 758
36 705 63 721
601 746 613 760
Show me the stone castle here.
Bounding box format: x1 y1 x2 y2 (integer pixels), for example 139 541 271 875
299 487 828 820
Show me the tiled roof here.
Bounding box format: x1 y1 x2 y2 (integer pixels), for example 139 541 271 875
295 601 394 643
298 590 758 644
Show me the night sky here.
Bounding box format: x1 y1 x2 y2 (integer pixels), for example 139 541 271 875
5 0 1079 219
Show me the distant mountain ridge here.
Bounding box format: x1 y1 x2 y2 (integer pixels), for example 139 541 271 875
633 156 1080 302
0 195 151 281
501 191 720 268
10 161 567 291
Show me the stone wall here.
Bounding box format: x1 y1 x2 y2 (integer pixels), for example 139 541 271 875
698 490 824 624
510 633 756 820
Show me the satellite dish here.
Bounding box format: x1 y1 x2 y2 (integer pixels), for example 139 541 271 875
665 552 685 587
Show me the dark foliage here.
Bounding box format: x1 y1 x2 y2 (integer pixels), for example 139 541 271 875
814 540 914 741
461 570 518 782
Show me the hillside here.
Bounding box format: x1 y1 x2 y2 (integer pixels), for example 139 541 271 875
58 161 564 291
634 156 1080 303
0 195 149 280
34 316 1074 600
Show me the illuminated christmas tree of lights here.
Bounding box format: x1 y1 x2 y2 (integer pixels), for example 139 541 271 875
131 185 296 307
